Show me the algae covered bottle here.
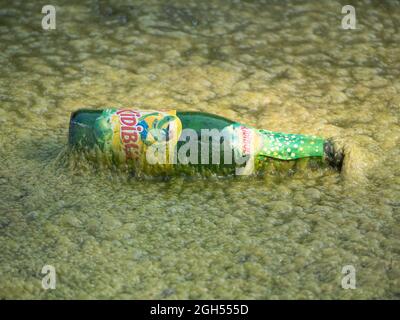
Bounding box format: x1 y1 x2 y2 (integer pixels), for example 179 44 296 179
68 108 343 176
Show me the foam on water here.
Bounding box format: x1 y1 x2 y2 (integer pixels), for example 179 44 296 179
0 0 399 299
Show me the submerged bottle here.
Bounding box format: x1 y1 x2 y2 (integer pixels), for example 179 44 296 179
68 108 343 176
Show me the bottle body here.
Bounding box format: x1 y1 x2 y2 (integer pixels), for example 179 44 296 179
68 108 338 176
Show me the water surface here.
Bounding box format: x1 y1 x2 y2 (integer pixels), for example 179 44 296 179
0 0 399 299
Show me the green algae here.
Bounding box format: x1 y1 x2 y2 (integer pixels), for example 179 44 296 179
0 0 399 299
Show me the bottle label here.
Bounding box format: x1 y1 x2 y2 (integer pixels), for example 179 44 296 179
223 124 263 175
94 109 182 165
229 124 263 158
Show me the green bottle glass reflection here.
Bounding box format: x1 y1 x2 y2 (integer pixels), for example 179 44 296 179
68 108 343 175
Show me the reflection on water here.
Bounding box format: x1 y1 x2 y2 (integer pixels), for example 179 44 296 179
0 0 399 299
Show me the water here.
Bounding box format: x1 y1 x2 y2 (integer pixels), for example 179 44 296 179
0 0 399 299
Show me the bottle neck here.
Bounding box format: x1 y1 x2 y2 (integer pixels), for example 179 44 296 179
255 129 325 160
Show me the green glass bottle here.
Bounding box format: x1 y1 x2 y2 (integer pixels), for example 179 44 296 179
68 108 343 176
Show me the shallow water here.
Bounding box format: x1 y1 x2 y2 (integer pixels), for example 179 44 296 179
0 0 399 299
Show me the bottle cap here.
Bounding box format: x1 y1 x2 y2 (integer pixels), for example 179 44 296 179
323 139 344 170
